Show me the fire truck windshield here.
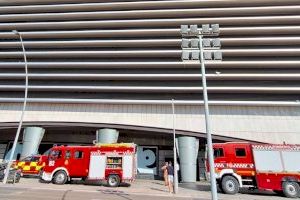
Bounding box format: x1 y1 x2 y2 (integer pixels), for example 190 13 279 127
49 150 62 161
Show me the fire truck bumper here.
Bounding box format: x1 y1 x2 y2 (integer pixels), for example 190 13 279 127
41 172 52 181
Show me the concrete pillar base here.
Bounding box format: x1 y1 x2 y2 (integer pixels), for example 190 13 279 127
178 136 199 183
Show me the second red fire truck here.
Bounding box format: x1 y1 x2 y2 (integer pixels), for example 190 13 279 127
207 142 300 198
41 143 137 187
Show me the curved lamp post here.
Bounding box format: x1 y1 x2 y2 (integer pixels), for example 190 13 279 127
3 30 28 184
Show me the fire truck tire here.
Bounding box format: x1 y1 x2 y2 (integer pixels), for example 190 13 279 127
282 182 300 198
52 170 68 185
221 176 239 195
38 169 43 179
107 174 120 187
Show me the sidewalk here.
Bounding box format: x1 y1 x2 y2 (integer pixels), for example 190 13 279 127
1 178 287 200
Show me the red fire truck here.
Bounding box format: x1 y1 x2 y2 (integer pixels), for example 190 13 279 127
207 142 300 198
41 143 137 187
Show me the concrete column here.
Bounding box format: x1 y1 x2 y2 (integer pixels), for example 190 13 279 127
96 128 119 144
21 127 45 159
178 136 199 183
4 143 23 161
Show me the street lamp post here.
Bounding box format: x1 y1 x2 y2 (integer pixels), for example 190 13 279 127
180 24 222 200
171 99 178 194
3 30 28 184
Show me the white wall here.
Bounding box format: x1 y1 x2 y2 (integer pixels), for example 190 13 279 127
0 103 299 144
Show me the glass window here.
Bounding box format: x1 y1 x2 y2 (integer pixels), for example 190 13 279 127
49 150 62 160
74 151 83 159
214 148 224 158
31 157 40 162
235 148 246 157
22 156 32 162
65 150 71 159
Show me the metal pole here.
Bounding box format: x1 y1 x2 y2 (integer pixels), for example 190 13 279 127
171 99 178 194
198 35 218 200
3 30 28 184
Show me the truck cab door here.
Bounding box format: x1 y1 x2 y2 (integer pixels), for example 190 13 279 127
68 149 87 177
232 144 252 164
231 144 254 176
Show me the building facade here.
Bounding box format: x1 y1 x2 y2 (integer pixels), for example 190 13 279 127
0 0 300 181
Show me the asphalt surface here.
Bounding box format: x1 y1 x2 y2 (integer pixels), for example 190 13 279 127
0 187 201 200
0 178 290 200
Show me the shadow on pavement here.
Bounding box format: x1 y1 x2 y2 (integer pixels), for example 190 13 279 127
180 182 281 198
151 181 164 186
150 187 168 192
71 179 131 187
239 188 280 197
97 189 133 200
179 183 212 192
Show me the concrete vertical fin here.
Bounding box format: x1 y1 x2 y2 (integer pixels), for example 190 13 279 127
21 127 45 159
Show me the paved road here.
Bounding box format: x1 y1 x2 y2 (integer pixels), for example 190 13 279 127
0 178 289 200
0 187 201 200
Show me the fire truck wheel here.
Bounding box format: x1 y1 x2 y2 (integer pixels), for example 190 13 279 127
38 169 43 179
52 170 68 185
282 182 300 198
221 176 239 195
107 175 120 187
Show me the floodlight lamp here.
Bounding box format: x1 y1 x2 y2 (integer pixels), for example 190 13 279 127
213 51 223 60
202 39 211 48
201 24 210 34
211 24 220 34
182 50 190 60
190 25 199 35
191 51 200 60
212 38 221 48
204 51 212 60
181 39 190 48
191 39 199 48
180 25 189 35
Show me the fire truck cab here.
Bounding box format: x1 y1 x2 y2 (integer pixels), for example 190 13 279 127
207 142 300 198
41 143 137 187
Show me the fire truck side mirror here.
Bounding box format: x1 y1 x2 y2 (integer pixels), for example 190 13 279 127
92 140 97 145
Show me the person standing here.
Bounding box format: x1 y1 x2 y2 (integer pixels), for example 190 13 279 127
161 161 169 186
167 161 174 193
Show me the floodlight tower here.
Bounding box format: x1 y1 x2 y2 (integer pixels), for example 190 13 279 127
180 24 222 200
